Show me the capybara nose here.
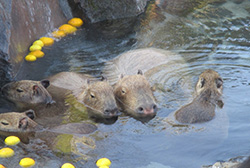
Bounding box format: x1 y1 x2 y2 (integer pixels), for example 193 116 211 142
137 104 157 115
104 108 120 117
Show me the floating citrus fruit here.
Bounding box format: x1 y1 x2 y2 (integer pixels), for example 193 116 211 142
29 50 44 58
68 18 83 27
40 37 54 46
61 163 75 168
29 44 42 52
25 55 37 62
33 40 44 47
0 164 6 168
59 24 77 34
52 30 66 38
96 158 111 167
4 136 20 146
99 166 109 168
19 157 35 167
0 148 14 158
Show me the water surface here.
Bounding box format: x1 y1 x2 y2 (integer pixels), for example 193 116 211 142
1 0 250 167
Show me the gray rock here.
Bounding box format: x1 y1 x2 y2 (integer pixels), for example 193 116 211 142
74 0 148 22
0 0 72 87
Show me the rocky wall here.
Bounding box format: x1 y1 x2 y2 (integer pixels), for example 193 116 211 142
0 0 70 87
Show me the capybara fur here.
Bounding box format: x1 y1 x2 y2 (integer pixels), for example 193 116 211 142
0 110 40 143
114 70 157 121
47 72 119 122
1 80 54 111
104 48 188 121
174 69 223 124
0 110 38 132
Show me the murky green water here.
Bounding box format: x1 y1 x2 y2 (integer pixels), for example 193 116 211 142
1 0 250 167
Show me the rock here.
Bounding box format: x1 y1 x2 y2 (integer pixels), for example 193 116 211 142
0 0 72 87
73 0 148 23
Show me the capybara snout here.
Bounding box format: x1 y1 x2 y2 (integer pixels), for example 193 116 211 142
136 103 157 116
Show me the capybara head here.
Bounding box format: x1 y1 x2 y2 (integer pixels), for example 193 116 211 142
114 70 157 120
0 110 38 132
1 80 54 110
77 77 119 120
195 69 223 107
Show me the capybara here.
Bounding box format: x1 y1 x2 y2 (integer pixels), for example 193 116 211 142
174 69 223 124
0 110 38 132
104 48 187 121
1 80 54 111
47 72 119 123
103 48 185 85
113 70 157 121
0 110 40 143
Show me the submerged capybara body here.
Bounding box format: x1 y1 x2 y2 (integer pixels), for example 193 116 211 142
1 80 54 111
174 69 223 124
47 72 119 123
104 48 187 121
104 48 186 85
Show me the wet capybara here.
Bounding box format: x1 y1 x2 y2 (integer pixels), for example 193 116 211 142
0 110 38 132
1 80 54 111
104 48 188 121
0 110 40 143
174 69 223 124
103 48 186 85
47 72 119 122
113 70 157 121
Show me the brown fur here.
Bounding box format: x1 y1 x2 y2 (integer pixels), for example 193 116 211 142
0 109 97 145
114 70 157 121
47 72 119 122
0 110 38 132
175 69 223 124
0 110 39 143
1 80 54 111
104 48 188 122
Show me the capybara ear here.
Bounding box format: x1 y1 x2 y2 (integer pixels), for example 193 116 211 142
151 86 156 92
101 76 107 81
33 85 39 94
18 117 28 129
40 79 50 88
199 77 205 88
216 78 223 88
25 109 36 120
138 69 143 75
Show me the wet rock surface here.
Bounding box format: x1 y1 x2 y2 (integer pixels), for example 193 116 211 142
0 0 70 87
73 0 148 23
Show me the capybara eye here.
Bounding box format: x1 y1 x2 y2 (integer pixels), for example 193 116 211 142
216 78 223 88
1 121 9 125
16 88 24 92
90 93 95 98
121 89 126 94
200 78 205 88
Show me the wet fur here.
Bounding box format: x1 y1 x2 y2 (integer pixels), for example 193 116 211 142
47 72 119 122
114 71 157 120
175 69 223 124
